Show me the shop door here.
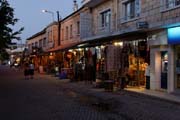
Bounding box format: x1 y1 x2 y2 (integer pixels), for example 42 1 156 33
161 51 168 89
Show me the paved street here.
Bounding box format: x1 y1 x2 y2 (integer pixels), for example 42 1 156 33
0 65 180 120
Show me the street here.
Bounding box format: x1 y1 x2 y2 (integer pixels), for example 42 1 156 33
0 65 180 120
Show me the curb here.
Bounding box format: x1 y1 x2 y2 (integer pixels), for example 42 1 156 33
123 90 180 105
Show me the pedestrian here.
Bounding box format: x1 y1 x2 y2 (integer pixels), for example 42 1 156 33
29 62 35 79
24 62 29 80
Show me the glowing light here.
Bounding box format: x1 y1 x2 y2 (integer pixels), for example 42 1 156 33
50 52 53 56
78 48 82 51
168 27 180 44
100 45 105 49
68 49 73 52
95 46 99 49
114 42 123 46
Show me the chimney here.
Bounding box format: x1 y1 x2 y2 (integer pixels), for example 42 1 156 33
73 0 78 11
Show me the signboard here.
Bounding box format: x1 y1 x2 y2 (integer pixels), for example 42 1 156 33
168 26 180 44
136 21 148 29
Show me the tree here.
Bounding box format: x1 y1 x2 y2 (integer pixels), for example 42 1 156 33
0 0 24 60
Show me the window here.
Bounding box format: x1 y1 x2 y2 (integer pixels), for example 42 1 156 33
123 0 140 21
61 28 64 41
35 42 38 47
66 26 69 40
32 43 34 48
70 24 73 38
100 9 111 28
165 0 180 9
39 39 42 48
28 44 31 50
176 0 180 5
77 21 80 35
43 38 46 47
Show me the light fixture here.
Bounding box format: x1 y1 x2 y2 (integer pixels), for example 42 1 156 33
114 42 123 47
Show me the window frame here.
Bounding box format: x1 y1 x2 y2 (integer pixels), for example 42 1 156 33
70 24 73 38
77 21 80 35
121 0 141 22
65 26 69 40
162 0 180 11
43 38 46 47
99 9 111 28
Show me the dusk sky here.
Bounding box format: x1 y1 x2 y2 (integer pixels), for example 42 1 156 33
8 0 82 44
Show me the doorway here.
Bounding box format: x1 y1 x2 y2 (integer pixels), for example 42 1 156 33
161 51 168 89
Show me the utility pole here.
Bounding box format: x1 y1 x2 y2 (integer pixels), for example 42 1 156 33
57 11 61 46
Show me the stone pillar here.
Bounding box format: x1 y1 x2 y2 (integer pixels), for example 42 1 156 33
168 45 175 93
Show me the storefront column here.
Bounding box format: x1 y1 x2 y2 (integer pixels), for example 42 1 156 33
168 45 175 93
150 48 161 90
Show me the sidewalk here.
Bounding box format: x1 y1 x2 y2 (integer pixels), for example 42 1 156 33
37 73 180 104
124 87 180 104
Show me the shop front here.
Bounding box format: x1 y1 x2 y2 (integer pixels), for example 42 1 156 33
148 28 179 93
76 33 150 89
116 40 149 88
88 39 149 89
168 26 180 93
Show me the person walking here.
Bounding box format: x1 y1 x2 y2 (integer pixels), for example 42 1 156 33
29 62 35 79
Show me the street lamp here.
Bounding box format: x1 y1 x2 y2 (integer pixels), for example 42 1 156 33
42 9 61 46
42 9 55 48
42 9 55 22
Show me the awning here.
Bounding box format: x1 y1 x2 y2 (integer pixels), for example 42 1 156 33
77 30 148 48
48 42 80 53
47 30 148 53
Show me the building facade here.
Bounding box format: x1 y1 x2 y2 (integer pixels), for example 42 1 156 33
26 22 58 71
26 0 180 94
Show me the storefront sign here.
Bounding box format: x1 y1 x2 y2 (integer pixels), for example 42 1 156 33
168 27 180 44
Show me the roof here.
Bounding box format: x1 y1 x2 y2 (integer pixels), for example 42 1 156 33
26 22 58 41
84 0 107 8
26 29 46 40
61 6 85 22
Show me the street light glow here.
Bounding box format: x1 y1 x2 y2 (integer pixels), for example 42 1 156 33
42 9 55 21
42 9 47 13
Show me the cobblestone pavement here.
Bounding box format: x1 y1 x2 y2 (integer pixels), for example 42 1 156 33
0 65 180 120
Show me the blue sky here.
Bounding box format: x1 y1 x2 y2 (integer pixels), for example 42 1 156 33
8 0 82 44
